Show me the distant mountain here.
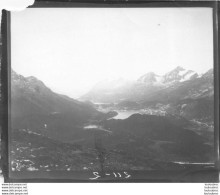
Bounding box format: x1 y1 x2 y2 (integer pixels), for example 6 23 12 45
11 70 104 142
137 72 163 85
81 66 212 104
80 67 214 124
137 66 197 86
141 68 213 103
162 66 198 84
80 78 135 103
140 68 214 123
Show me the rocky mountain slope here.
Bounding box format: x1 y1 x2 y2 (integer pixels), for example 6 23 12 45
11 70 105 142
141 68 214 123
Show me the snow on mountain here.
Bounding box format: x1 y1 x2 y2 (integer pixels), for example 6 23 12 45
162 66 198 84
179 71 198 82
137 66 198 86
81 66 212 103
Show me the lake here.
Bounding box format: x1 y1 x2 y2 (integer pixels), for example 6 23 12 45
112 110 141 119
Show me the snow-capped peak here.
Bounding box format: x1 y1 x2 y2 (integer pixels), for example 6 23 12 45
180 71 198 82
162 66 198 84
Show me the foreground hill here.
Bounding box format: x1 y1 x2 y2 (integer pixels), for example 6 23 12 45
100 114 213 163
11 114 214 172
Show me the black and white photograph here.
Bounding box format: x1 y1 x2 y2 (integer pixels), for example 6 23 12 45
6 6 218 182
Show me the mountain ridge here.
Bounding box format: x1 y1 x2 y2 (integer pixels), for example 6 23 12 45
11 70 105 142
81 66 213 103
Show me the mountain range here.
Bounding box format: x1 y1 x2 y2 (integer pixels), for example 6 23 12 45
81 66 213 103
137 66 198 85
81 66 214 124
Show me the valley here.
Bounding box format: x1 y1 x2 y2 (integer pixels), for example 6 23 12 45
10 67 215 174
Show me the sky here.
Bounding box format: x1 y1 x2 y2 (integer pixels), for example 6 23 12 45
11 8 213 98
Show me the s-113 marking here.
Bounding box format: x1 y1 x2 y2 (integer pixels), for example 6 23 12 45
89 171 131 180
